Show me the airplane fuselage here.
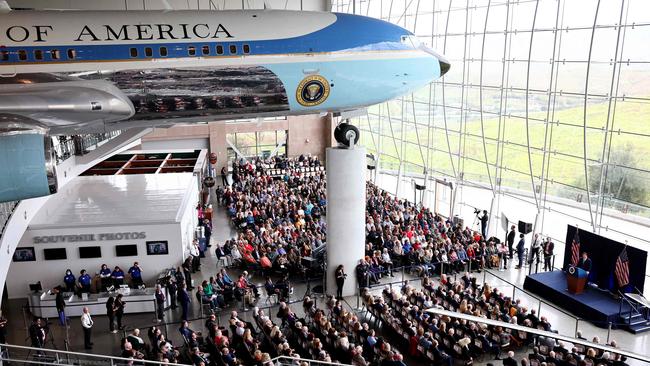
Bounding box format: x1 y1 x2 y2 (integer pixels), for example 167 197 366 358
0 9 448 132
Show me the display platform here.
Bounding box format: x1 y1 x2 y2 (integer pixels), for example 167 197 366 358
523 271 631 326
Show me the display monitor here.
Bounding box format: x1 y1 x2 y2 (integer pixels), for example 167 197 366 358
115 244 138 257
79 246 102 258
146 241 169 255
13 247 36 262
43 248 67 260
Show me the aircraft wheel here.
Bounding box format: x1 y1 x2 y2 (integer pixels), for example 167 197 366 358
334 123 360 147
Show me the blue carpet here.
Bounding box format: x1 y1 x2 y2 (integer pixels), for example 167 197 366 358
523 271 630 327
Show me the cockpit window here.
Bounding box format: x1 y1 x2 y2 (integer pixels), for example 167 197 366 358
400 35 421 48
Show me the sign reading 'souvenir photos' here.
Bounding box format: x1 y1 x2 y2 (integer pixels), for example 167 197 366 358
33 232 146 244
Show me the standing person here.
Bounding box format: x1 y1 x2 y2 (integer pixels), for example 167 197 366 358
106 296 117 333
221 166 228 186
0 313 7 358
183 257 194 289
128 262 144 288
202 219 213 248
63 269 76 293
180 283 191 321
54 287 66 326
335 265 346 300
479 210 489 239
506 225 516 259
516 234 526 269
28 318 46 349
528 233 542 267
114 294 126 330
168 278 178 310
155 284 166 322
99 264 112 291
543 237 554 271
190 241 201 272
80 307 94 349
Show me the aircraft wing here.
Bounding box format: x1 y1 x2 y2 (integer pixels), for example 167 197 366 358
0 74 134 202
0 73 135 128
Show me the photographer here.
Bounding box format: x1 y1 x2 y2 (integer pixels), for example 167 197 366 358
335 265 347 300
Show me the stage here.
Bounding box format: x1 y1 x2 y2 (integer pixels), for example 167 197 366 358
523 271 631 326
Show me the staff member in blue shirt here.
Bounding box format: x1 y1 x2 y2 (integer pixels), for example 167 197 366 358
111 266 125 287
63 269 76 293
78 270 92 294
128 262 143 288
99 264 112 292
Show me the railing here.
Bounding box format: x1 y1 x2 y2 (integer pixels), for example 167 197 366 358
481 269 585 334
0 343 190 366
425 308 650 364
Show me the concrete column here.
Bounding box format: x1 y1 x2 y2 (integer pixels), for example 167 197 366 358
326 146 366 297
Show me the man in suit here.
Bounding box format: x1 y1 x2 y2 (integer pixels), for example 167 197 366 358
179 284 191 321
543 237 554 271
507 225 516 259
578 252 592 273
516 234 525 269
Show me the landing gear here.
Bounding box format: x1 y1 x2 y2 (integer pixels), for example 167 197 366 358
334 121 360 148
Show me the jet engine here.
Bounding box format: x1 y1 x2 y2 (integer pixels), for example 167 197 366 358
0 114 58 202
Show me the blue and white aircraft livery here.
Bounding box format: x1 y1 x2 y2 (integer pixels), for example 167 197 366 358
0 5 449 202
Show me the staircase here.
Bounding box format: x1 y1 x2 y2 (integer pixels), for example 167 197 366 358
619 312 650 334
618 292 650 334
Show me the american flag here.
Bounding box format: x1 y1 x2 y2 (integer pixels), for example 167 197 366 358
570 229 580 267
615 247 630 288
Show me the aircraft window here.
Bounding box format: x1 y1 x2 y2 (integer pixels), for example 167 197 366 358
51 49 61 60
159 47 168 57
67 49 76 59
216 45 224 55
188 46 196 56
130 48 138 58
145 47 153 57
243 44 250 54
229 45 237 54
1 51 8 61
34 50 44 60
202 45 210 55
18 50 27 61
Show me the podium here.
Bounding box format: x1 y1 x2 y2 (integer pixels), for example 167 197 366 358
567 266 588 294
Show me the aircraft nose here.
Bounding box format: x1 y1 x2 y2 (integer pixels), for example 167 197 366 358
439 58 450 77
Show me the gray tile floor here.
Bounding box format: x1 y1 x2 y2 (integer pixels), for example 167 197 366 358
2 202 648 365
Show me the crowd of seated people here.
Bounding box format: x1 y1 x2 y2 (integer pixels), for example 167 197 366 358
359 271 627 366
216 156 326 279
362 183 511 281
118 310 275 366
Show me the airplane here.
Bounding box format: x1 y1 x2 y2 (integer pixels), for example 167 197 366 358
0 4 450 202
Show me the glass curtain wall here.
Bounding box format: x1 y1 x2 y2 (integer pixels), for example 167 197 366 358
331 0 650 261
226 130 287 161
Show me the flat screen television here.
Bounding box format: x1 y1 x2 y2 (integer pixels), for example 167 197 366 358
115 244 138 257
43 248 67 260
13 247 36 262
146 241 169 255
79 246 102 258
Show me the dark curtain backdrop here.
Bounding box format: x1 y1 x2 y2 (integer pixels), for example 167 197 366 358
563 225 647 293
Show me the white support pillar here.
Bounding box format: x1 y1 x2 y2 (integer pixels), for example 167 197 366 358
326 146 366 297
